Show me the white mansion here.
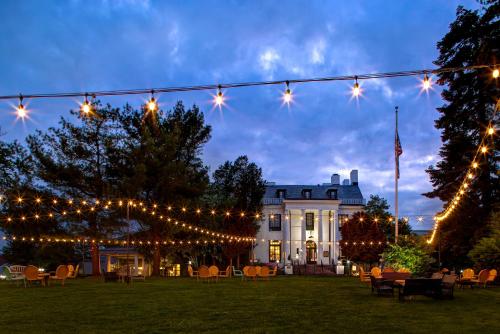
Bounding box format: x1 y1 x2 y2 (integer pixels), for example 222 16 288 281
254 170 365 265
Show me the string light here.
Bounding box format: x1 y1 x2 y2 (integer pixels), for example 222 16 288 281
80 93 91 114
214 85 224 108
147 90 158 113
428 108 497 244
1 66 492 120
16 94 27 119
352 76 361 97
422 73 431 91
493 68 499 79
283 81 292 105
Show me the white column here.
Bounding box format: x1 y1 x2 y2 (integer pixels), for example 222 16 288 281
282 210 289 264
333 210 339 264
301 209 306 263
134 255 139 275
318 209 323 264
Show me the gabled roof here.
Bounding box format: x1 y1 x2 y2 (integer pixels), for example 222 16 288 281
264 184 363 200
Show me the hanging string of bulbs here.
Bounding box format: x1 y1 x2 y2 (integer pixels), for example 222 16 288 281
3 65 498 120
1 235 389 247
427 103 498 244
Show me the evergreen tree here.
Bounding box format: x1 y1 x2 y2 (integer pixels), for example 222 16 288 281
207 156 266 267
117 101 211 275
23 103 128 275
424 2 500 266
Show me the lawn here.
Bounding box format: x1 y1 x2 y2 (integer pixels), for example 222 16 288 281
1 276 499 334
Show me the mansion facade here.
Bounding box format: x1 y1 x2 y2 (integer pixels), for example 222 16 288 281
254 170 365 265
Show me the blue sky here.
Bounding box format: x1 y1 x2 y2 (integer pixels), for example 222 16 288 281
0 0 480 229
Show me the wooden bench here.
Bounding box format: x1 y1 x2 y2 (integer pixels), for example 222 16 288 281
399 279 442 301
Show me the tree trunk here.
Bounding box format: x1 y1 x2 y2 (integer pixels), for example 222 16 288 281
236 254 240 268
152 245 161 276
91 243 100 276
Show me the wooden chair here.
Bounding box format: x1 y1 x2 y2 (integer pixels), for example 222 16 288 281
50 265 69 286
24 265 44 287
67 264 79 279
187 265 199 279
471 269 489 288
359 267 371 284
219 266 231 279
486 269 497 287
198 266 210 282
255 266 262 276
269 266 278 277
371 267 381 278
2 266 26 287
245 266 257 281
9 265 26 276
461 268 475 280
208 265 219 282
259 266 270 280
232 266 244 280
242 266 250 278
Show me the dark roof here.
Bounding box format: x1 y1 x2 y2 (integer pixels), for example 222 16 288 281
264 184 363 200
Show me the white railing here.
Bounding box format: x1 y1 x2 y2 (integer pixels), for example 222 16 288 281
262 198 365 205
340 198 366 205
263 198 283 205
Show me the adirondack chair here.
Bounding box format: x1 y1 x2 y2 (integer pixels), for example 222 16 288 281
486 269 497 287
2 266 26 287
359 267 371 284
24 265 44 287
67 264 79 279
232 266 243 280
49 265 69 286
198 266 210 282
470 269 489 288
219 266 231 278
187 265 199 279
258 266 270 280
208 265 219 282
371 267 382 278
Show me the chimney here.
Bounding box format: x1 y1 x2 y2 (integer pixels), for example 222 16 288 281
331 173 340 185
350 170 358 185
342 179 350 186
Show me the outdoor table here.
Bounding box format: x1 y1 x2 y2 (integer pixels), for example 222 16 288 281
38 273 50 286
394 279 405 286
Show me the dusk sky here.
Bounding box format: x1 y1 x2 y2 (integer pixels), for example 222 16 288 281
0 0 481 229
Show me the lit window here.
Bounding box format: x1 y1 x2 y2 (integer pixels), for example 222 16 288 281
269 240 281 262
269 214 281 231
306 213 314 230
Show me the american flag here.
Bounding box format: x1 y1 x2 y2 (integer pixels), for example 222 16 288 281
395 131 403 179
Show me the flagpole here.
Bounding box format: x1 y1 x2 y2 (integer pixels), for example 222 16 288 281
395 106 399 244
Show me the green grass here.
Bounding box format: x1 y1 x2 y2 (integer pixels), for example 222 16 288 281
1 276 499 333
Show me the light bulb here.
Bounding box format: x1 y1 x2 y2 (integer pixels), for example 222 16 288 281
472 162 478 168
422 74 431 90
214 85 224 107
17 95 27 119
481 146 487 153
487 127 494 135
81 94 91 114
147 97 157 112
493 68 499 79
352 77 361 97
283 81 292 104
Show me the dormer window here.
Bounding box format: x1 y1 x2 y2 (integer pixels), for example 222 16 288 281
327 189 338 200
276 189 286 199
302 189 312 199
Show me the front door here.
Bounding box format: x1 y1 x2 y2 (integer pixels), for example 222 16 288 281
306 240 317 264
